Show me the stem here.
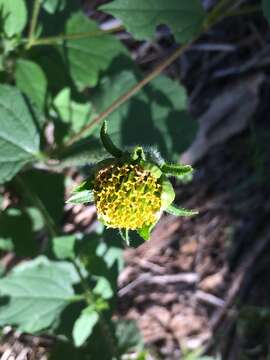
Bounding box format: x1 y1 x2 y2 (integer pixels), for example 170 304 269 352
224 5 261 17
65 41 191 147
72 260 120 359
27 0 42 49
26 26 124 48
206 0 239 26
14 175 58 238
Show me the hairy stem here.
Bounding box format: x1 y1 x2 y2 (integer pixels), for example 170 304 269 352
27 0 42 49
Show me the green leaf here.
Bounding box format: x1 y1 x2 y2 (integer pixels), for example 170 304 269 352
137 225 152 241
0 85 42 184
0 208 38 256
61 12 127 90
165 204 198 217
100 0 206 42
115 319 143 354
93 277 113 300
72 306 99 347
66 190 94 205
0 0 27 36
15 59 48 110
42 0 66 13
53 88 92 134
91 72 198 161
0 256 76 332
53 235 76 260
263 0 270 24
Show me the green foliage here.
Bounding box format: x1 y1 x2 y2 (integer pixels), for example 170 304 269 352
53 87 92 135
0 85 42 183
72 305 99 347
92 72 198 160
0 0 208 356
15 59 48 110
0 0 27 36
42 0 66 14
53 235 76 260
62 12 127 90
100 0 206 42
0 256 76 332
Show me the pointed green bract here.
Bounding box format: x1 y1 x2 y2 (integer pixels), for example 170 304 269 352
160 177 175 209
66 190 94 204
161 163 193 178
101 121 123 158
132 146 146 161
137 225 152 241
166 204 198 217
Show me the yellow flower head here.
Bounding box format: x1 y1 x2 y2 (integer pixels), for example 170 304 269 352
93 163 162 230
67 121 197 243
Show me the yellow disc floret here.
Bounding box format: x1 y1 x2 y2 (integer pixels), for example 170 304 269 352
93 163 162 230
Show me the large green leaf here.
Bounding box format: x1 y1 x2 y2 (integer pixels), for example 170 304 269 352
15 59 48 110
263 0 270 24
91 72 198 161
61 12 127 90
0 85 42 184
100 0 206 42
0 0 27 36
0 256 76 333
72 306 99 347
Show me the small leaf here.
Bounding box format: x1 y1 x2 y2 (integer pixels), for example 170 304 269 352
66 190 94 205
161 163 193 178
53 235 76 260
100 121 123 158
42 0 66 13
137 225 152 241
0 256 76 332
165 204 198 217
15 59 48 110
72 307 99 347
100 0 206 42
0 0 27 36
93 277 113 300
263 0 270 24
0 85 42 184
53 88 92 134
